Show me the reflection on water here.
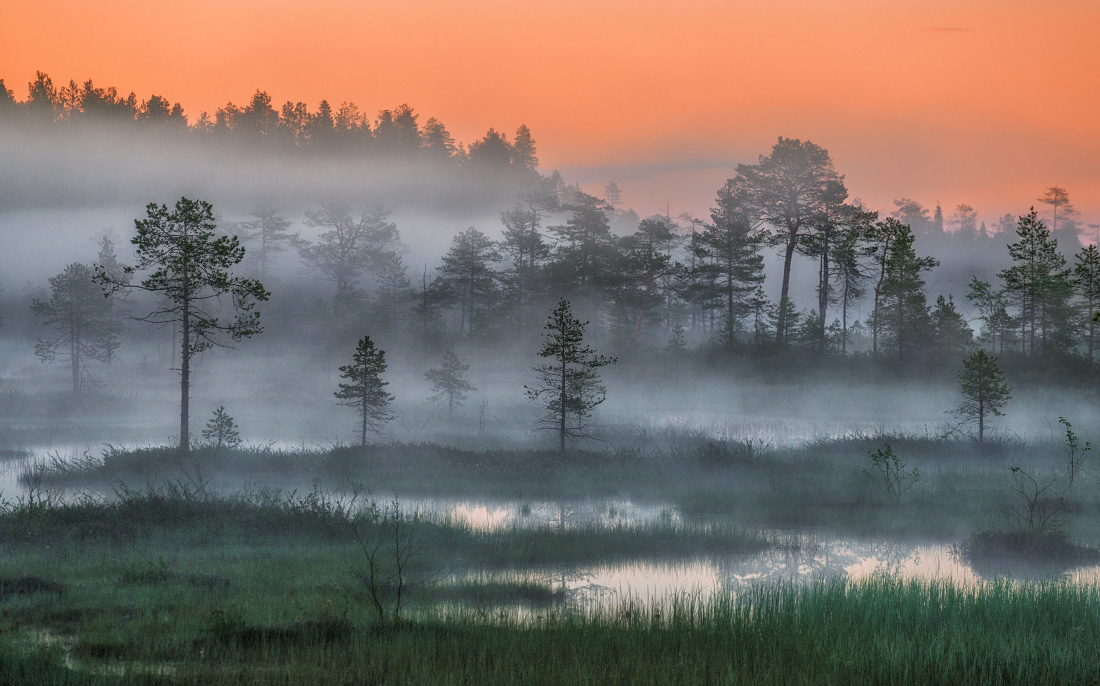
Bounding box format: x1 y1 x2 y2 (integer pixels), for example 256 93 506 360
6 444 1100 609
489 536 1100 610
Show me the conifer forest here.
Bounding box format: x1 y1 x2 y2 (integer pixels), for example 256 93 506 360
1 51 1099 684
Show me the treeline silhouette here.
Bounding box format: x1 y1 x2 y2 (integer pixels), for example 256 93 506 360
0 71 539 172
5 72 1098 383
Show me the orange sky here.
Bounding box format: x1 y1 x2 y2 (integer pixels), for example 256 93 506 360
3 0 1099 229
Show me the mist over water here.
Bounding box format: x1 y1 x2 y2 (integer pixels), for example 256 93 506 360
3 114 1100 618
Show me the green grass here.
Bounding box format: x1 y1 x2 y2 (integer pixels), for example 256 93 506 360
2 485 1099 683
5 578 1100 684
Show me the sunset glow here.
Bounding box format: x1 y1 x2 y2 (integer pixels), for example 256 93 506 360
3 0 1098 220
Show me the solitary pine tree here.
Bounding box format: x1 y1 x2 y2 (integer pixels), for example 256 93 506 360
526 300 616 451
425 350 475 417
202 406 242 450
32 262 116 395
335 336 394 445
954 350 1011 444
99 198 268 452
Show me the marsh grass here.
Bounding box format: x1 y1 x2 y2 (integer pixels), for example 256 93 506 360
21 430 1100 540
5 577 1100 684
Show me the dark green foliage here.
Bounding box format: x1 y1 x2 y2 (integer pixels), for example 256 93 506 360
1073 244 1100 361
202 406 242 450
693 183 765 345
547 192 618 295
526 300 616 451
872 221 938 361
101 198 268 452
967 276 1015 354
931 294 973 357
732 137 842 344
954 350 1011 443
619 217 676 343
335 336 394 445
862 443 919 504
439 227 501 335
999 208 1073 356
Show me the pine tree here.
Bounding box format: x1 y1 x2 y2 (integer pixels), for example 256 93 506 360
335 336 394 445
526 300 616 451
374 251 413 331
694 182 765 346
202 406 242 449
931 295 973 358
298 201 399 331
439 228 501 335
954 350 1011 444
32 262 116 395
98 198 268 451
1075 245 1100 362
733 137 841 344
873 223 938 362
621 218 676 343
499 205 548 326
999 208 1070 355
425 350 475 417
830 221 873 353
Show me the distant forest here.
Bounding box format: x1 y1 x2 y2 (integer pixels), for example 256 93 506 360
3 71 1098 384
0 71 540 171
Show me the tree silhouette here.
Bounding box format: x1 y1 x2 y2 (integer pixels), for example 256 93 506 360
733 137 841 344
425 350 475 417
100 197 268 452
202 406 242 450
335 336 394 445
32 263 116 395
954 350 1011 444
526 300 616 451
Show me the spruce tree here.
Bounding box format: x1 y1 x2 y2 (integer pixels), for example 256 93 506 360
998 208 1071 356
874 222 938 362
202 406 242 449
335 336 394 445
526 300 616 451
954 350 1012 444
931 295 973 358
1074 245 1100 362
694 182 764 346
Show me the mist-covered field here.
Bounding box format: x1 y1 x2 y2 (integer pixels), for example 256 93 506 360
3 76 1100 683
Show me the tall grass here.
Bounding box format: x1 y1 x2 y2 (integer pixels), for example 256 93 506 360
4 578 1100 684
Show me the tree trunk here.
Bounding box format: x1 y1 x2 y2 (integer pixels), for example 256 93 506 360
361 386 368 446
70 318 80 396
1089 293 1096 363
180 301 191 453
776 230 797 345
819 229 829 344
978 395 985 444
559 345 567 452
